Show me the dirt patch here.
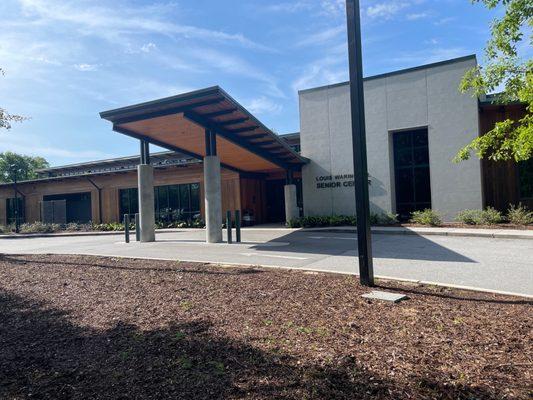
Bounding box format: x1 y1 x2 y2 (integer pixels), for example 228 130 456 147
0 254 531 399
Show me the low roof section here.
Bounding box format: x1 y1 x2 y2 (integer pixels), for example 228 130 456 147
100 86 308 174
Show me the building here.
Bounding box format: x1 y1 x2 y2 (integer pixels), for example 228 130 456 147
1 55 531 233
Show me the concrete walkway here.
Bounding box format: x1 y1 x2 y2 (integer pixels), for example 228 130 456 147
2 225 532 240
1 228 532 297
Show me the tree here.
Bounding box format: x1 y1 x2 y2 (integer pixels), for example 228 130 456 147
0 68 27 130
0 152 49 183
455 0 532 163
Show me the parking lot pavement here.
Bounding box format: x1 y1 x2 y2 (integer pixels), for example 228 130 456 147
1 229 532 297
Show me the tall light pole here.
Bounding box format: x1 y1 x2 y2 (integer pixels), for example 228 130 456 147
346 0 374 286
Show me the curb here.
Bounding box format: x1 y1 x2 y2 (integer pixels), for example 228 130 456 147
1 227 532 240
304 227 533 240
0 228 199 240
17 251 532 299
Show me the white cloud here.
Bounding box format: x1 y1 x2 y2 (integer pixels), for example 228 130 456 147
140 42 157 53
187 47 285 98
320 0 345 17
0 133 113 161
74 63 99 72
367 2 410 19
17 0 273 52
434 16 456 26
296 25 345 47
246 97 282 115
265 1 312 13
406 12 429 20
291 50 348 93
425 38 439 45
391 47 468 65
264 0 344 17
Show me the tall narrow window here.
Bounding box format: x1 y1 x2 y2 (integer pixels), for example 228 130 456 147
519 158 533 200
393 128 431 220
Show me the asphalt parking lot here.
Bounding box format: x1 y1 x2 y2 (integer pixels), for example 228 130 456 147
1 228 532 297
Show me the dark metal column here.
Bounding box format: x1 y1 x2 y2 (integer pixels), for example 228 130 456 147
346 0 374 286
286 169 293 185
205 129 217 156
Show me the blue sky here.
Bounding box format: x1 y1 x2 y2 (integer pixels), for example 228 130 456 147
0 0 503 166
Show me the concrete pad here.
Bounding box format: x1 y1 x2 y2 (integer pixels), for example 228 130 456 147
361 291 408 303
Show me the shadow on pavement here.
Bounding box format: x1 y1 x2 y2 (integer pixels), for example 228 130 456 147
249 231 476 263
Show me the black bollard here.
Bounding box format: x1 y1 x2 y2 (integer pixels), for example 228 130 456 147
235 210 241 243
226 210 232 244
124 214 130 243
135 213 140 241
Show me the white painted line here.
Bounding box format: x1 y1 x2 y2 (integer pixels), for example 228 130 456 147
239 253 308 260
308 236 356 240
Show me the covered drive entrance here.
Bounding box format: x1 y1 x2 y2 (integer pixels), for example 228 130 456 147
100 86 308 243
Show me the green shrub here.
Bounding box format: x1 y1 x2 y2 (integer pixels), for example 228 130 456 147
409 209 442 226
456 209 484 225
377 212 399 225
507 203 533 225
19 222 62 233
286 213 399 228
91 222 125 231
482 207 504 225
456 207 504 225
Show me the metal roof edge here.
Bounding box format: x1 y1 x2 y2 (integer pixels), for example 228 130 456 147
298 54 477 95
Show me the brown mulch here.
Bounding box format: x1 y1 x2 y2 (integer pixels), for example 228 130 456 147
0 254 531 400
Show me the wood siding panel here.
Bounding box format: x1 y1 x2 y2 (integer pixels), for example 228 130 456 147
0 164 243 225
240 178 266 224
480 104 527 211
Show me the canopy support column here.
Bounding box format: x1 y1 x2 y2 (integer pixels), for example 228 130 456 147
204 129 223 243
138 139 155 242
284 170 299 224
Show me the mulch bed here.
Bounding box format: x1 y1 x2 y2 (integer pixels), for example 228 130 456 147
0 254 531 399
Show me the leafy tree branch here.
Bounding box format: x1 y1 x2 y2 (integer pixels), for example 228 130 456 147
455 0 532 162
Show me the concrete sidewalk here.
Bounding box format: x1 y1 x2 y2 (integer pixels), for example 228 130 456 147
1 229 532 297
1 225 532 240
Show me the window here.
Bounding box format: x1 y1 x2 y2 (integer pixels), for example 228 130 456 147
119 183 201 222
6 197 25 225
119 188 139 219
393 128 431 220
519 159 533 199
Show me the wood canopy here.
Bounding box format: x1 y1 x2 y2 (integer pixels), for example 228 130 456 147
100 86 308 173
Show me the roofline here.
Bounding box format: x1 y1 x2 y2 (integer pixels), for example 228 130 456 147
100 86 309 168
298 54 477 95
99 86 221 119
36 150 182 173
2 160 203 187
279 132 300 140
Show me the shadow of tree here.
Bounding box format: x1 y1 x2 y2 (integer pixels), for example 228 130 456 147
0 290 512 400
0 254 262 276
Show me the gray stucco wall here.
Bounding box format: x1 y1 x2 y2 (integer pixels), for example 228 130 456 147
299 56 483 221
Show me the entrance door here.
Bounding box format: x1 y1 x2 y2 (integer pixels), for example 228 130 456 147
265 179 286 223
393 129 431 220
